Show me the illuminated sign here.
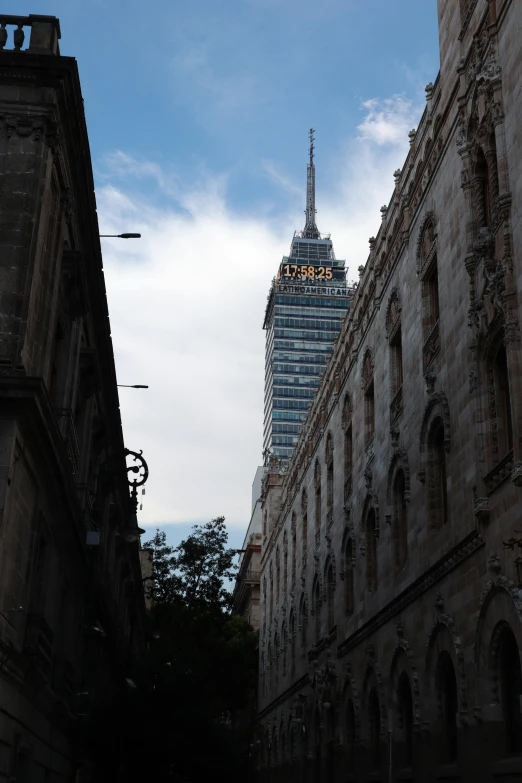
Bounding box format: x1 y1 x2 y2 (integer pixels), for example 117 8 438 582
277 283 348 296
280 263 333 280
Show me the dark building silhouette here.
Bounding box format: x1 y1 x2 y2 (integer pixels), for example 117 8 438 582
0 15 147 781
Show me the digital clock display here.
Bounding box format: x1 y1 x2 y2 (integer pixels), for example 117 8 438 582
280 264 333 280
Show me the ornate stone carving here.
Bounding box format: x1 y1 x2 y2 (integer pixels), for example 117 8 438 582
511 461 522 487
2 113 44 140
385 287 402 339
487 553 501 574
434 593 444 612
424 368 437 395
473 496 490 523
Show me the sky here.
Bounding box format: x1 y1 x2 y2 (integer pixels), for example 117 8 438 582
8 1 440 551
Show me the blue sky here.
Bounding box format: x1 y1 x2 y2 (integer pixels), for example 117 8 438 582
9 1 440 549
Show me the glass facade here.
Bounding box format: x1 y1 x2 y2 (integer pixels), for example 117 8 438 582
263 233 349 460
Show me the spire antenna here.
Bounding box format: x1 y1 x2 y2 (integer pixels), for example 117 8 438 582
303 128 320 239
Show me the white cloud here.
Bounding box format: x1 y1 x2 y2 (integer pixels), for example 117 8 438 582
356 94 421 146
98 94 423 530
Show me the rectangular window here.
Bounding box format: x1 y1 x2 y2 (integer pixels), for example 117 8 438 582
428 267 440 326
391 331 403 395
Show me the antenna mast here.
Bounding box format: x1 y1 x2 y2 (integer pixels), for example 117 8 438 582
303 128 320 239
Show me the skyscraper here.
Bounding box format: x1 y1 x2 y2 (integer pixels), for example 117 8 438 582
262 131 350 461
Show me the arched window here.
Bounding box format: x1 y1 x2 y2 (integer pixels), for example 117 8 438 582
363 353 375 446
281 622 287 676
291 514 297 587
387 290 403 424
342 394 353 502
418 217 440 370
494 343 513 457
474 145 499 230
437 651 458 763
314 460 322 547
302 489 308 556
325 563 335 631
368 688 381 767
366 509 378 592
299 594 307 652
429 418 448 527
283 532 288 594
313 578 321 642
326 433 334 524
344 424 353 502
392 469 408 569
276 547 281 607
274 631 280 684
344 538 355 616
498 628 522 754
269 562 274 620
289 611 296 675
397 672 414 766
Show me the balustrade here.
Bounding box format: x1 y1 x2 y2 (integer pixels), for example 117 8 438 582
0 15 60 55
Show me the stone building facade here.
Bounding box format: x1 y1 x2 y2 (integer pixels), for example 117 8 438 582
234 467 265 630
0 16 147 782
257 1 522 781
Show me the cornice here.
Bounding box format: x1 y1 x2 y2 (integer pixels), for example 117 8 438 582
257 672 310 721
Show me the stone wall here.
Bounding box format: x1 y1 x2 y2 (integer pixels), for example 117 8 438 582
256 2 522 781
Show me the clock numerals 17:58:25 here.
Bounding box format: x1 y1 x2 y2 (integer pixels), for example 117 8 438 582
282 264 333 280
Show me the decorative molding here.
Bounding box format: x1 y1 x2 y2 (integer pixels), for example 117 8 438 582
511 461 522 487
473 496 490 523
1 113 44 141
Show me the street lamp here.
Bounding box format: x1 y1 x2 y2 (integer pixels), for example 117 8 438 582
99 233 141 239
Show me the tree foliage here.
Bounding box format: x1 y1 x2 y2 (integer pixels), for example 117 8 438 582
143 517 238 609
91 517 258 783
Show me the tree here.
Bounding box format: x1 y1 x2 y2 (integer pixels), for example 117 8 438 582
99 517 258 783
143 516 238 609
